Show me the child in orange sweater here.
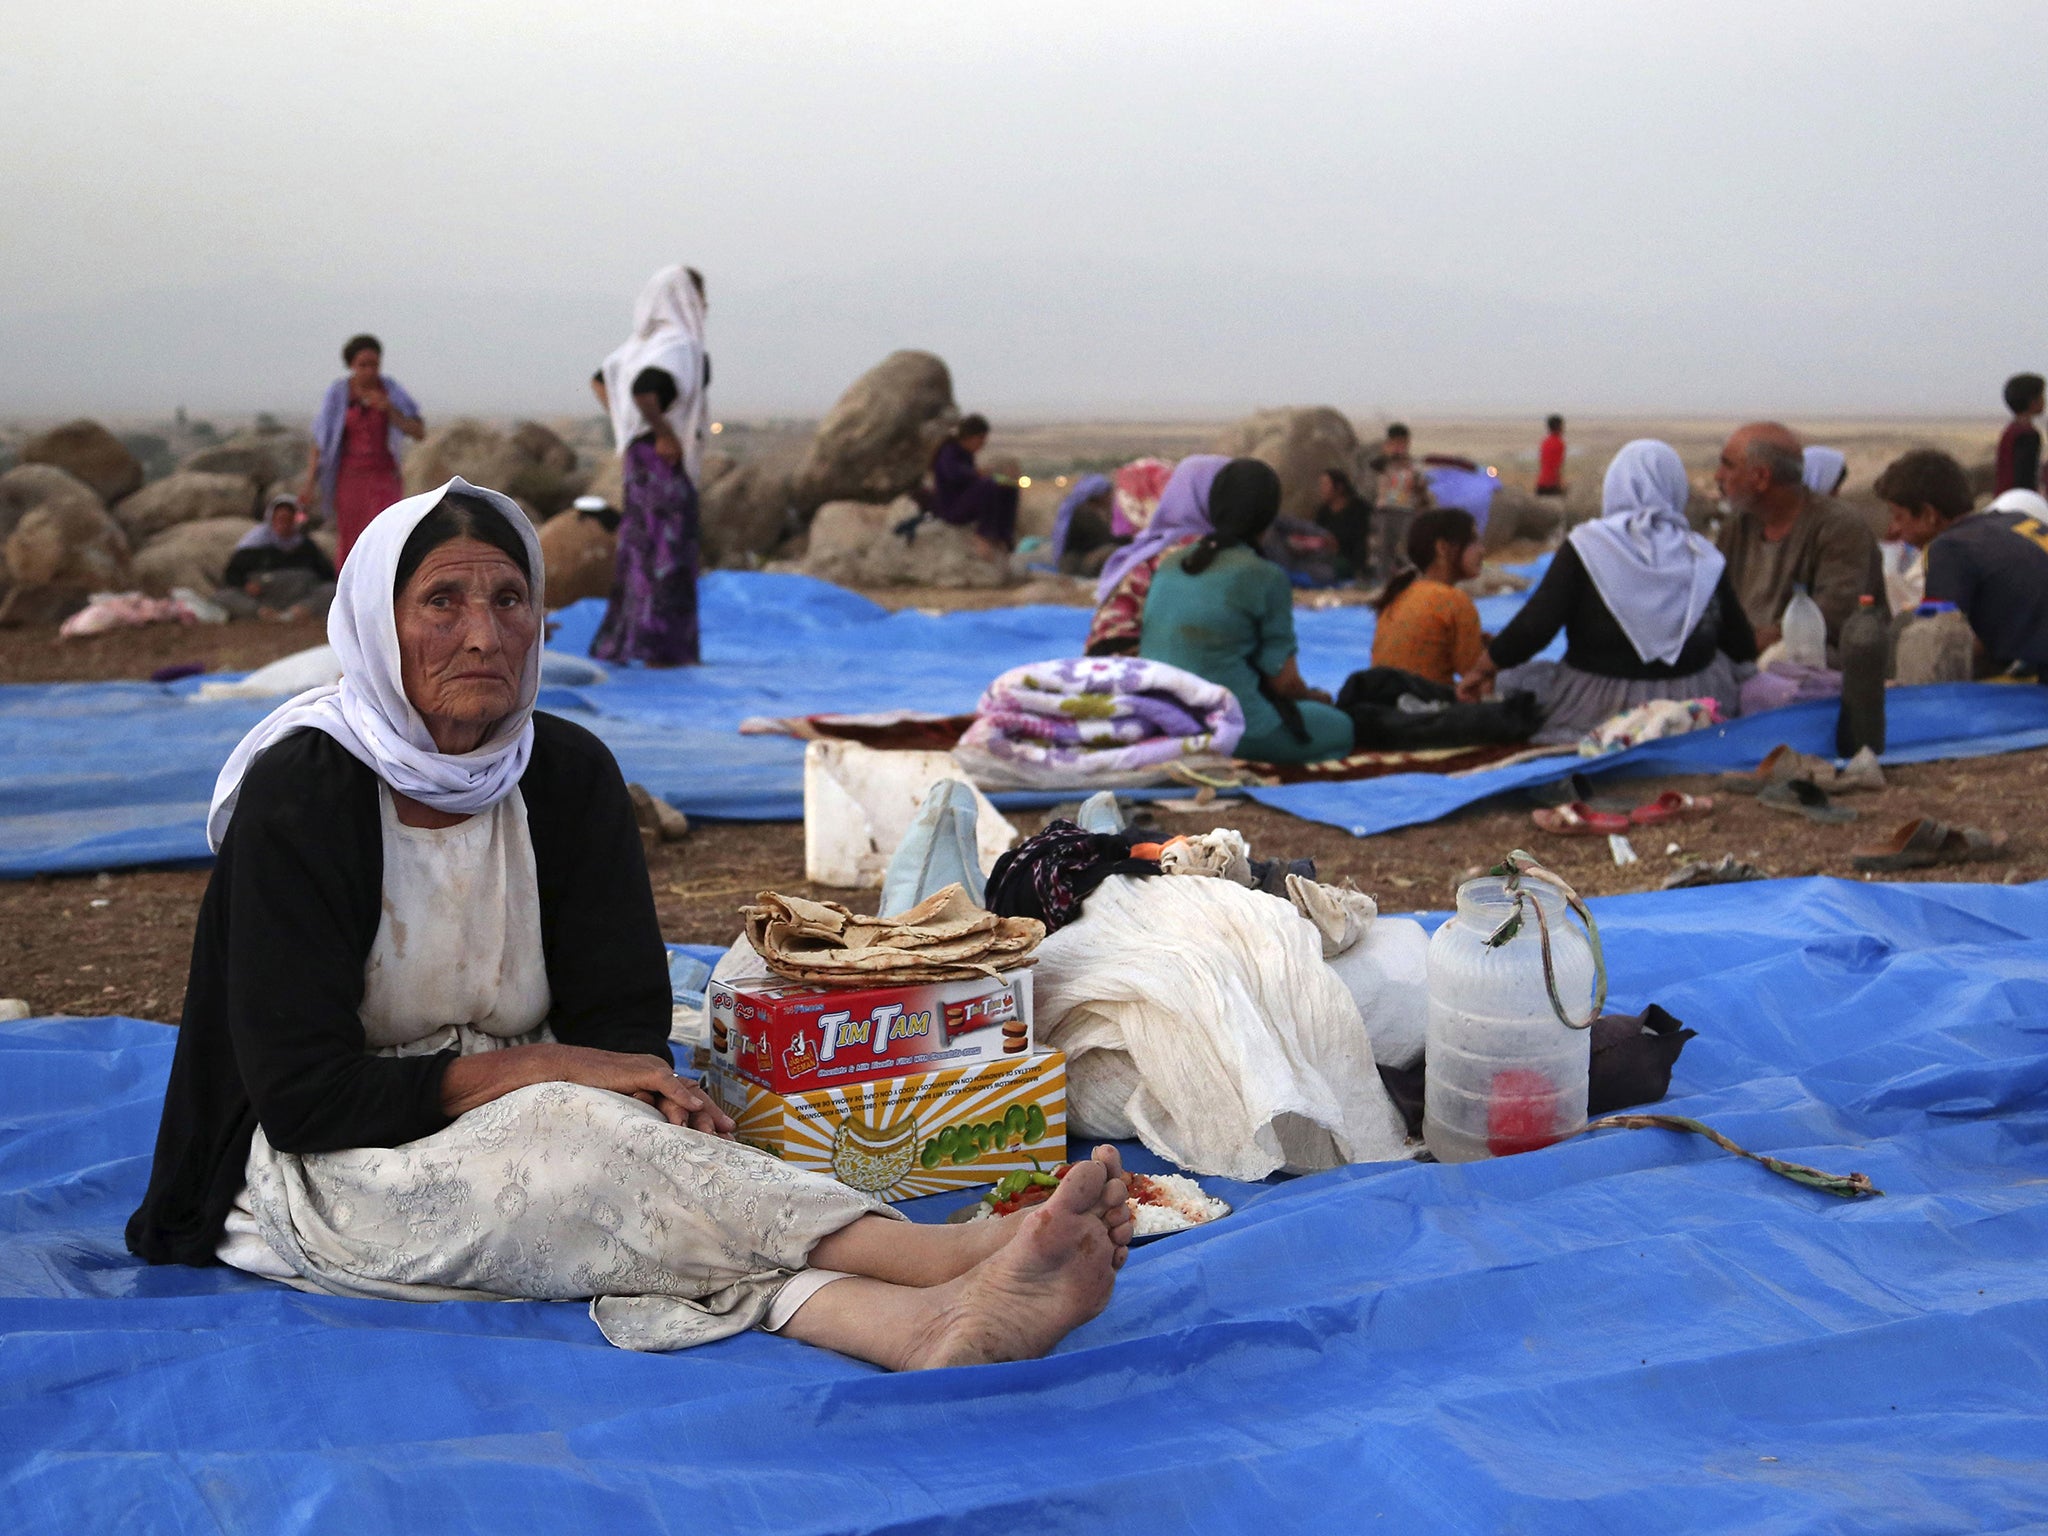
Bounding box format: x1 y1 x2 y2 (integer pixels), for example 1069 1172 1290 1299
1369 509 1487 689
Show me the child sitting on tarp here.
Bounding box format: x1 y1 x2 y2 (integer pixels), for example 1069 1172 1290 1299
1368 508 1487 690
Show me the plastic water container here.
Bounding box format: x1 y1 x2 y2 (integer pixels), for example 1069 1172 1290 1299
1835 594 1888 757
1893 601 1973 686
1423 868 1603 1164
1780 583 1828 668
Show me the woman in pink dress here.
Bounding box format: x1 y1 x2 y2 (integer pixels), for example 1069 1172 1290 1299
301 334 425 566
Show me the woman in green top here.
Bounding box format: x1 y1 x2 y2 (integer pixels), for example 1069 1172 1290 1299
1140 458 1356 764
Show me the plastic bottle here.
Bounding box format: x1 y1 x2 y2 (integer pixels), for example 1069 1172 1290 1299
1836 594 1888 757
1779 583 1828 669
1423 870 1602 1164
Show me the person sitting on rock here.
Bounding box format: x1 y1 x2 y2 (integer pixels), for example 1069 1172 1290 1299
1312 468 1374 581
1461 439 1757 744
926 414 1019 555
1140 458 1355 763
1878 448 2048 677
1713 421 1883 659
1368 509 1487 690
215 494 338 622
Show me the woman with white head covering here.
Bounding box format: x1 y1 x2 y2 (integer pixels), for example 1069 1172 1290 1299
1803 446 1849 497
1462 439 1758 743
587 266 712 665
215 493 337 621
130 477 1131 1366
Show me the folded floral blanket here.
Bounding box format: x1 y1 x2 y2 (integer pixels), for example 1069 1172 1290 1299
953 656 1245 791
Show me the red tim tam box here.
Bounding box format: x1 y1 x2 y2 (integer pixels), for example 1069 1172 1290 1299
708 970 1034 1094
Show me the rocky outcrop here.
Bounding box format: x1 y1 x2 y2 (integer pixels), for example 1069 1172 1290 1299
702 459 795 565
181 426 313 492
0 464 104 549
113 471 261 542
537 510 617 606
4 497 131 590
801 498 1009 589
1213 407 1367 523
21 420 144 504
1480 484 1566 551
403 419 581 518
132 518 256 595
791 352 956 514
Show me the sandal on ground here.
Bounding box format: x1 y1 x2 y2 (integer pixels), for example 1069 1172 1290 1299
1527 772 1631 814
1718 744 1833 794
1662 854 1768 889
1530 802 1633 836
1851 818 2007 872
1630 790 1715 826
1757 778 1858 824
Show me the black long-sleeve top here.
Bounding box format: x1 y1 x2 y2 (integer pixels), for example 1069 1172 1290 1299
221 538 337 590
1488 541 1758 678
125 712 672 1268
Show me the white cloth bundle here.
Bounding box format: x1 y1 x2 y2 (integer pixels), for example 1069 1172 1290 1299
1031 875 1410 1181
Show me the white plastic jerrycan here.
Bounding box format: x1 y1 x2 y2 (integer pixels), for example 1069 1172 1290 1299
1423 853 1606 1164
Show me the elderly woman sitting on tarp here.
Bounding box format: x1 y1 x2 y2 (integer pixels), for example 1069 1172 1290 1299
1459 439 1757 745
1139 458 1356 764
126 478 1131 1368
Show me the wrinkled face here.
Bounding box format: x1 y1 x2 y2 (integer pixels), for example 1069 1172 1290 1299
349 349 382 389
1715 430 1772 508
394 537 536 749
1885 501 1946 550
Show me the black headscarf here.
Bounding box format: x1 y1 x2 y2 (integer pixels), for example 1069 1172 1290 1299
1180 458 1283 575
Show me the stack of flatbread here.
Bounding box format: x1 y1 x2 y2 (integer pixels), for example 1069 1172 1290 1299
743 884 1044 985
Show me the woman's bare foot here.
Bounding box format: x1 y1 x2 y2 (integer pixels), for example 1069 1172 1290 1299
899 1159 1118 1369
950 1148 1132 1273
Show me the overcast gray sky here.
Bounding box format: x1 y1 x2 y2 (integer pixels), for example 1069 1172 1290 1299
3 0 2042 420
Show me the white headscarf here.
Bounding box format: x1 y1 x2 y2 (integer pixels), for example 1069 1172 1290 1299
1802 446 1847 496
601 265 709 480
1989 488 2048 520
206 477 545 850
1567 439 1726 667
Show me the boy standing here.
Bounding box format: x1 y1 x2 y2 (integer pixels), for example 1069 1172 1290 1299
1995 373 2044 495
1535 415 1566 497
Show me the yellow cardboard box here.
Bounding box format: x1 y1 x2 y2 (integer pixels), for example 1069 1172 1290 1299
707 1049 1067 1201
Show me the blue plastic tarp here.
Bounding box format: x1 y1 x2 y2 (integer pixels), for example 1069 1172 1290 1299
0 571 1546 877
5 877 2048 1532
1249 680 2048 836
3 567 2043 876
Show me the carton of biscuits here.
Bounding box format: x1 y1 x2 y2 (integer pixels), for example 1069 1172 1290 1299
708 970 1034 1095
707 1049 1067 1201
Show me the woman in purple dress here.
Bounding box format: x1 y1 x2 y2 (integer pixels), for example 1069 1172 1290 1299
591 366 701 666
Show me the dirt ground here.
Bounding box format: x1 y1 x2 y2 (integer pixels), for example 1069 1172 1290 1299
5 746 2036 1025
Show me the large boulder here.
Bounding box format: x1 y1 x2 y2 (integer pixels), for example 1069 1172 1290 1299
113 470 261 542
5 497 130 589
404 418 581 517
791 352 957 514
20 420 143 504
132 517 256 596
1481 484 1566 552
801 497 1009 589
537 510 617 607
0 463 103 549
181 425 312 490
1213 407 1368 523
702 460 795 566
